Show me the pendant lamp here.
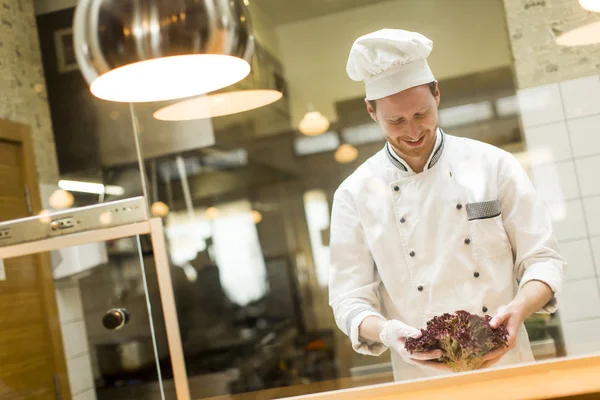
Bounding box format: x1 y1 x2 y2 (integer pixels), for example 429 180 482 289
334 143 359 164
73 0 255 103
153 43 282 120
299 104 330 136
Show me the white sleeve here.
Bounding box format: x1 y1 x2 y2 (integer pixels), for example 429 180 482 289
328 188 387 356
498 153 567 314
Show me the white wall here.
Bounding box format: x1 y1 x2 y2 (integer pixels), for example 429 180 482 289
276 0 512 126
517 74 600 356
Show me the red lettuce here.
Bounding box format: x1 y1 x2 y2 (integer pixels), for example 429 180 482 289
404 310 509 372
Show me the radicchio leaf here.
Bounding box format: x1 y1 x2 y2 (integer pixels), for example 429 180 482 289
405 310 509 372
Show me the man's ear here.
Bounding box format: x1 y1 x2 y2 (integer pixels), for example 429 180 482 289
434 82 441 107
365 98 377 122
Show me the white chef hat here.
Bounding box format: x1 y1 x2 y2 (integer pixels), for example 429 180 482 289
346 29 435 101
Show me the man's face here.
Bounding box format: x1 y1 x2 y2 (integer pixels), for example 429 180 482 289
366 84 441 160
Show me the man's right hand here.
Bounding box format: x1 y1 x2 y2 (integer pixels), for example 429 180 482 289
379 320 449 371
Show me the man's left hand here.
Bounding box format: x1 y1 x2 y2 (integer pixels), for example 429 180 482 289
480 304 525 369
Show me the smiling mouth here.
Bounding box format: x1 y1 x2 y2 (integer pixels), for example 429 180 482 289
404 136 425 146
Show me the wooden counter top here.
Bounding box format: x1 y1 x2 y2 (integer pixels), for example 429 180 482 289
204 353 600 400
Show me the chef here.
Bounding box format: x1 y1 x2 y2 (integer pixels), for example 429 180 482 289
329 29 566 381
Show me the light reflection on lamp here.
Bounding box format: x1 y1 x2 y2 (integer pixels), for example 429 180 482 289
579 0 600 12
299 110 330 136
334 144 359 164
87 56 251 103
556 21 600 46
153 90 282 120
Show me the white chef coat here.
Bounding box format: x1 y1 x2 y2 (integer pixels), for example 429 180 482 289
328 129 566 381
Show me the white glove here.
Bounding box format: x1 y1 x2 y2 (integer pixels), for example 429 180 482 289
379 320 443 366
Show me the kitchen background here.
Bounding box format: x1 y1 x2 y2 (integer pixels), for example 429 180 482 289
0 0 599 399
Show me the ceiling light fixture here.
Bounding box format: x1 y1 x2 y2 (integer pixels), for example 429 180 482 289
334 144 359 164
154 90 282 120
73 0 254 103
299 105 330 136
205 206 220 220
153 43 283 120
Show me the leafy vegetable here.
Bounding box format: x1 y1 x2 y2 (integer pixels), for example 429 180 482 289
405 310 509 372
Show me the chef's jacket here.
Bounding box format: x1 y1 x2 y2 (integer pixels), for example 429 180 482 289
328 129 566 381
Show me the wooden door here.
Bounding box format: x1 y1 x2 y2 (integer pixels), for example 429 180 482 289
0 119 70 399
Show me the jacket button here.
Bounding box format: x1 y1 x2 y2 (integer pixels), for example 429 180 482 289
474 272 480 278
409 251 415 257
393 186 400 192
417 285 424 292
400 217 406 224
482 306 488 313
456 203 463 210
464 238 471 245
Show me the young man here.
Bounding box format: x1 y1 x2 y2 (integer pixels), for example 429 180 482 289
329 29 566 381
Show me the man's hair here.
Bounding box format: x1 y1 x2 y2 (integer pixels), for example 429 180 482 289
368 81 438 112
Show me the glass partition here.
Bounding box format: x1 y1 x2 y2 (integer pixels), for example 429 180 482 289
0 227 172 399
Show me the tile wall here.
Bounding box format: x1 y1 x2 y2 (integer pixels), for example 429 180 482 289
519 74 600 356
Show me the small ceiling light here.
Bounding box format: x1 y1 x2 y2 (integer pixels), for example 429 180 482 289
556 21 600 46
334 144 359 164
579 0 600 12
151 201 170 218
251 210 263 224
299 110 330 136
73 0 254 103
205 206 220 220
49 189 75 210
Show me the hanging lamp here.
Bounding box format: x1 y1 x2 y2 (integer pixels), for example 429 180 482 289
153 43 282 120
334 143 359 164
299 104 330 136
73 0 255 103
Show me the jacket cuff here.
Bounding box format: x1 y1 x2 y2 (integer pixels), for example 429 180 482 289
347 308 387 356
519 261 564 314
